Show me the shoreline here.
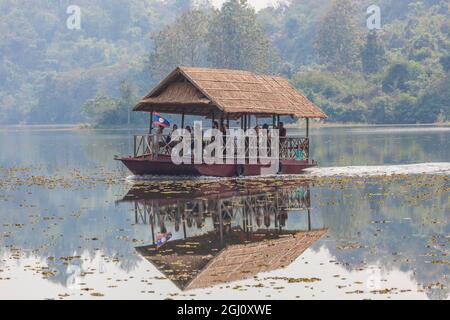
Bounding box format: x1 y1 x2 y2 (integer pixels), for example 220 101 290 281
286 121 450 129
0 122 449 132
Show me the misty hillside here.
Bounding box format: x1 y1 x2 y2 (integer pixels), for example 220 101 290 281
0 0 449 125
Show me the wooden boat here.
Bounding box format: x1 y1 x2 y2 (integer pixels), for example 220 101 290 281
116 66 327 177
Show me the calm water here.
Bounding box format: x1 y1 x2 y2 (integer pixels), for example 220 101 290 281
0 125 448 300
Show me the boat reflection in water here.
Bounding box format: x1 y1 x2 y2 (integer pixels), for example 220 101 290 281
119 180 327 290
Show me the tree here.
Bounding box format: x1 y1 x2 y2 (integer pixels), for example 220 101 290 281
315 0 361 70
83 80 138 126
361 31 386 74
207 0 275 73
382 62 417 93
440 54 450 73
148 9 210 81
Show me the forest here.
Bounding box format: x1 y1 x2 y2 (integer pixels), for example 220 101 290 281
0 0 449 126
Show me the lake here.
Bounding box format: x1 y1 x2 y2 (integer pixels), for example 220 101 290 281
0 125 448 300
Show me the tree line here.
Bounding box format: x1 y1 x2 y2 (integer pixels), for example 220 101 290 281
0 0 448 126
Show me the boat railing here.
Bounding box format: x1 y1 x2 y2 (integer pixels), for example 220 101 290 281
133 134 310 161
279 136 310 161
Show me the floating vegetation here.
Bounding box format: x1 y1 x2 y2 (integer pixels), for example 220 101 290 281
0 162 448 300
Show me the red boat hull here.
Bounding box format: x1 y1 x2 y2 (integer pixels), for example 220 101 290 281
117 155 317 177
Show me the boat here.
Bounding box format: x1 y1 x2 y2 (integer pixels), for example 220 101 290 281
116 66 327 177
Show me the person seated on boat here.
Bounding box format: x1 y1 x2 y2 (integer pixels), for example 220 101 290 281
185 126 195 150
262 123 271 155
167 124 178 145
156 125 165 135
221 123 229 157
210 121 219 152
254 124 261 135
156 125 168 152
279 122 287 152
279 122 287 138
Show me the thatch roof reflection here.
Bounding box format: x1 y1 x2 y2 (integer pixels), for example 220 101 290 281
136 228 327 290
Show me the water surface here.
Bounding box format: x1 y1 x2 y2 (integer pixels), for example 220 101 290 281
0 125 448 299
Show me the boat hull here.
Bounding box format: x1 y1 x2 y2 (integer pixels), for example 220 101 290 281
117 155 317 177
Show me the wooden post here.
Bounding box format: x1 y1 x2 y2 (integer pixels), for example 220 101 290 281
306 118 309 137
272 115 276 128
212 113 215 126
150 208 155 244
307 208 311 231
181 112 185 129
277 115 280 128
149 111 154 134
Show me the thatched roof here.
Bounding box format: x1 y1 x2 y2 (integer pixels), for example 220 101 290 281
136 228 327 290
134 66 327 119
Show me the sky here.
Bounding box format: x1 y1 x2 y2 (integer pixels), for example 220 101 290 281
211 0 286 11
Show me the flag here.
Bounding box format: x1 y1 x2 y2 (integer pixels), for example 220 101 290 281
156 232 172 249
153 113 170 128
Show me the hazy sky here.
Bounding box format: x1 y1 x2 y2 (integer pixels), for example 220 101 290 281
211 0 285 11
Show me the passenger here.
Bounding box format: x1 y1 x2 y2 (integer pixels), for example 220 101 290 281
222 123 229 158
262 123 270 138
185 126 194 150
279 122 287 153
262 123 271 155
279 122 287 138
167 124 178 146
156 125 166 150
210 121 219 148
156 125 165 135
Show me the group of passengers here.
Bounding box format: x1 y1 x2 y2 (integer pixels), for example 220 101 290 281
153 119 287 155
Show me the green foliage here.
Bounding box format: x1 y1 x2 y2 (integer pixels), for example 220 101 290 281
315 0 362 70
382 62 421 93
0 0 191 124
148 9 210 81
440 54 450 72
285 0 450 124
83 81 141 126
361 31 386 74
0 0 449 125
207 0 275 73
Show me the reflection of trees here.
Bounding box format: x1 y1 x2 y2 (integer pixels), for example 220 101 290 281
0 129 141 176
0 179 314 288
314 176 449 300
0 183 145 287
310 128 449 166
1 174 448 298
